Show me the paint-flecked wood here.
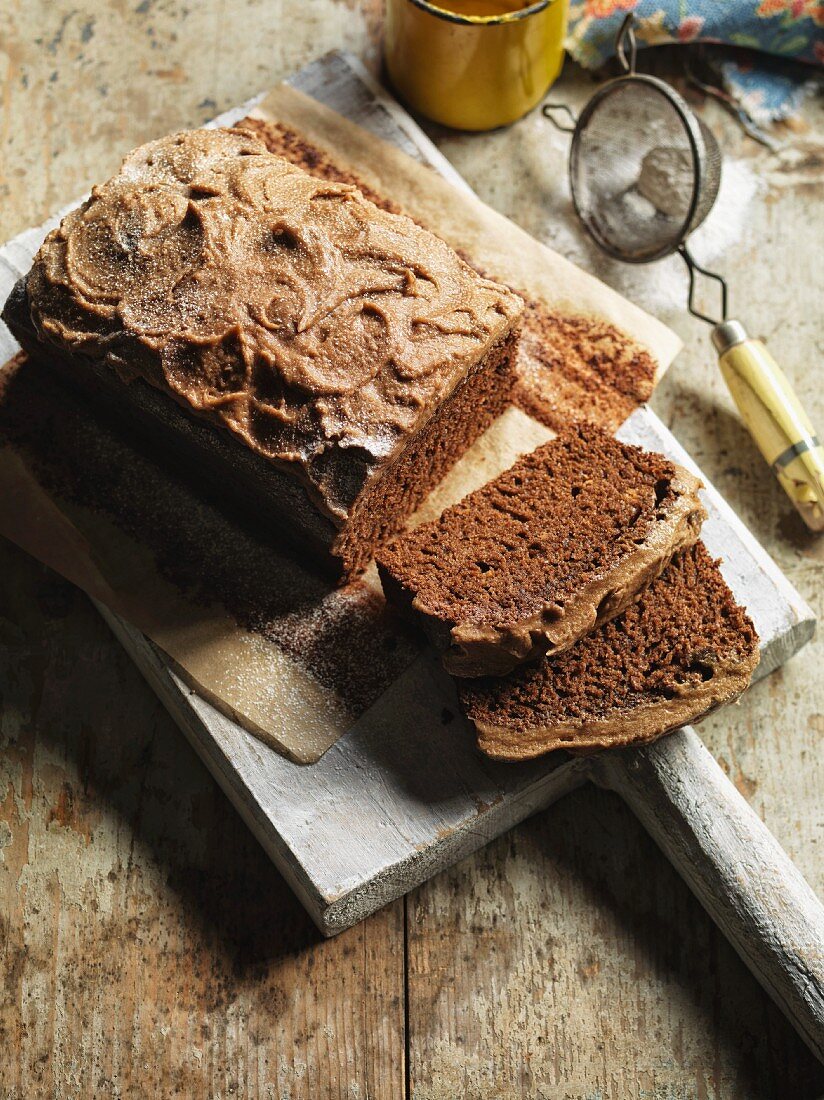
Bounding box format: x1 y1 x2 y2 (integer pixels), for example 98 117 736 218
2 2 823 1096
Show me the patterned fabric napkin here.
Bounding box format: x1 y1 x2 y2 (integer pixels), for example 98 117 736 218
567 1 824 122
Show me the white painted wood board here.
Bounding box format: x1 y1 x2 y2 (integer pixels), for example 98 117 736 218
0 51 815 945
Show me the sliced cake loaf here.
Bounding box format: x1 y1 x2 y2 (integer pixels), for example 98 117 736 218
3 128 523 579
377 425 706 677
459 542 759 760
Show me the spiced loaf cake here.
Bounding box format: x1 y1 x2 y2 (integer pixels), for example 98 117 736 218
459 542 759 760
2 128 523 578
377 425 706 677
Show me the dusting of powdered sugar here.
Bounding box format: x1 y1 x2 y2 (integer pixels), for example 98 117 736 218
544 155 760 314
530 118 761 316
0 358 423 727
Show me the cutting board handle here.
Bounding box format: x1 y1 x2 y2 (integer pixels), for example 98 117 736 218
591 727 824 1063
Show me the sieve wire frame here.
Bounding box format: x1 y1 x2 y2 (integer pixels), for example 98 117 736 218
568 72 707 265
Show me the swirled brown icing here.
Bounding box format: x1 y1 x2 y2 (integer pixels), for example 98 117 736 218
24 128 522 522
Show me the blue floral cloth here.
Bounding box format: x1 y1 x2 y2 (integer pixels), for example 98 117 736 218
566 1 823 121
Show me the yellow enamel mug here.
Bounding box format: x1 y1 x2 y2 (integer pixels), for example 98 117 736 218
384 0 568 131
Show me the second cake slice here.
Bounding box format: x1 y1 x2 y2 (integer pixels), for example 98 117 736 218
377 425 706 677
458 542 759 759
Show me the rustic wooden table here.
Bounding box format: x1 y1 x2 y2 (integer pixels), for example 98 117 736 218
1 2 823 1096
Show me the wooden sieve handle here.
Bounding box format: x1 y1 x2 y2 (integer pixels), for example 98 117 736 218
590 727 824 1064
713 320 824 531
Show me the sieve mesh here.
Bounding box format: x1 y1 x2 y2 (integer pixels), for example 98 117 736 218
568 76 721 264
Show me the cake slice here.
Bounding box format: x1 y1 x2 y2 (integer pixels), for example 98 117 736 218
2 128 523 579
459 542 759 760
377 425 706 677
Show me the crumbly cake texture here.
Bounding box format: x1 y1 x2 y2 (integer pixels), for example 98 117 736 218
459 542 760 761
241 117 660 432
4 127 522 577
377 425 706 677
514 304 659 431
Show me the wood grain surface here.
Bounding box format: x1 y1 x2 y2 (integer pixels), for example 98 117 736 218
1 1 823 1096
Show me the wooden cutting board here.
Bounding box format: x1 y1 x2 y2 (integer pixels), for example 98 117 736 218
1 48 822 1061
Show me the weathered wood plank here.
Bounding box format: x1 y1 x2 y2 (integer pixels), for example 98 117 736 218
406 785 824 1099
0 540 407 1100
592 730 824 1063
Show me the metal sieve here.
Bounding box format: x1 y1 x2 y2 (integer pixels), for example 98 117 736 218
544 15 824 530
